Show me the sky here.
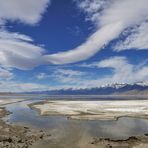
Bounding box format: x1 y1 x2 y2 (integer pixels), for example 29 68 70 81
0 0 148 92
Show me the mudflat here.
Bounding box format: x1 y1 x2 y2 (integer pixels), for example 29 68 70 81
29 100 148 120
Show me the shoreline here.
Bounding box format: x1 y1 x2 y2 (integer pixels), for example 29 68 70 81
1 99 148 147
1 106 148 147
0 99 26 106
0 107 51 148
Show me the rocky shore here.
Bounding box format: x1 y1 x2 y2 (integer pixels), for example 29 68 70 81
0 107 51 148
90 135 148 148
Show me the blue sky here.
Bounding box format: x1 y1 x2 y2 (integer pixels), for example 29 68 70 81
0 0 148 92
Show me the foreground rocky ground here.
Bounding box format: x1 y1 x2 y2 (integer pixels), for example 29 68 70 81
0 107 51 148
90 135 148 148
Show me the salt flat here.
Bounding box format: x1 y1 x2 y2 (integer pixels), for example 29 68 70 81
0 98 24 106
30 100 148 120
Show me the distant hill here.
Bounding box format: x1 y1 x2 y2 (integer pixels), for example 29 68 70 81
23 82 148 95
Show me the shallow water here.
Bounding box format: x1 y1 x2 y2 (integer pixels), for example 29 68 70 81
1 94 148 101
3 98 148 140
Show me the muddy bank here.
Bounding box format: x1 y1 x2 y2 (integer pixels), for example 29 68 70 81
0 107 51 148
90 135 148 148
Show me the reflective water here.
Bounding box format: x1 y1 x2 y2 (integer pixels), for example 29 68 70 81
3 98 148 139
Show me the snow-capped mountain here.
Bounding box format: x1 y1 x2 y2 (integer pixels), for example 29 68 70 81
134 81 148 87
101 83 127 89
24 82 148 95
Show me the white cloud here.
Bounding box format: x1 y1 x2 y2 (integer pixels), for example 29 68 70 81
0 0 50 25
36 73 48 80
44 22 123 64
43 0 148 64
0 0 147 70
0 35 46 70
114 22 148 51
135 67 148 80
0 67 13 80
76 0 108 24
32 57 148 90
99 0 148 26
51 69 87 83
36 69 87 84
71 56 148 88
0 81 50 92
0 0 50 70
54 69 85 76
0 56 147 92
0 29 33 42
95 56 134 83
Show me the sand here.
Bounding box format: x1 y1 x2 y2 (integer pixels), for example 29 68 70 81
30 100 148 120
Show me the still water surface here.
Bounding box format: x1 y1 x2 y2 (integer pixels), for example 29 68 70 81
3 97 148 139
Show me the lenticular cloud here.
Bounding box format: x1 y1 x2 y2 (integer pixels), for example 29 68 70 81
0 0 148 70
44 22 124 64
45 0 148 64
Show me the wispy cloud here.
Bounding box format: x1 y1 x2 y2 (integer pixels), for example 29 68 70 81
0 81 50 92
35 57 148 89
0 0 147 92
0 0 148 70
77 56 148 87
44 0 148 64
36 68 88 84
0 67 13 80
50 69 88 84
44 22 123 64
36 73 49 80
114 22 148 51
54 69 85 77
1 56 148 92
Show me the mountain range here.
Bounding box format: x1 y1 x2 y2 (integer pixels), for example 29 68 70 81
24 82 148 95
